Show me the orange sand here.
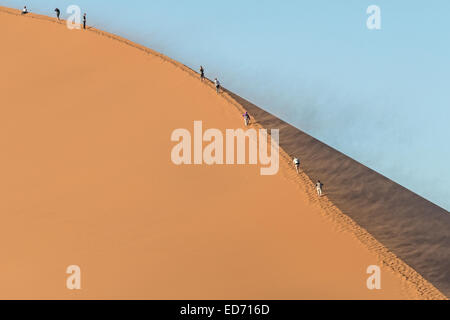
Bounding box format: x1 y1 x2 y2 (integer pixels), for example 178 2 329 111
0 7 445 299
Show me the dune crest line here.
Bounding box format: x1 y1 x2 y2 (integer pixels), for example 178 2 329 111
1 6 447 299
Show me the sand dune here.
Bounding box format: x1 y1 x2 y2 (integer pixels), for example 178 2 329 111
0 7 446 299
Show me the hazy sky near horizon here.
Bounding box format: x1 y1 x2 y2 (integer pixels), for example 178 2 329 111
3 0 449 210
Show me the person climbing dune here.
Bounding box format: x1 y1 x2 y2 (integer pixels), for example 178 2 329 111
200 66 205 81
83 13 87 29
214 78 221 94
54 8 61 21
293 157 300 173
243 112 250 126
316 180 324 197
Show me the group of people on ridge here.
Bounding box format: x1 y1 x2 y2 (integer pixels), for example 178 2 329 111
20 6 325 198
200 66 221 94
200 66 250 127
200 66 323 197
21 6 87 30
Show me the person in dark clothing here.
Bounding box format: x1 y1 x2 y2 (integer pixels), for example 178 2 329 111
83 13 87 29
200 66 205 81
54 8 60 20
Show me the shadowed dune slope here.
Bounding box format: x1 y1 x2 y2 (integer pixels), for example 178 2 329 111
226 90 450 296
0 7 447 299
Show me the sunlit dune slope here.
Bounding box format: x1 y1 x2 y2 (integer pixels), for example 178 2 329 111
0 7 445 299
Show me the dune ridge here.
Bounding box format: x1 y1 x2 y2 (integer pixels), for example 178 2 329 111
0 6 447 299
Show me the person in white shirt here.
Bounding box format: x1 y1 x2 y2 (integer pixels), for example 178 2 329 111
214 78 220 93
316 180 323 197
21 6 28 15
293 157 300 173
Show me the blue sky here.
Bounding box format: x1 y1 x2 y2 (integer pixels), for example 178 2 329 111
3 0 449 210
